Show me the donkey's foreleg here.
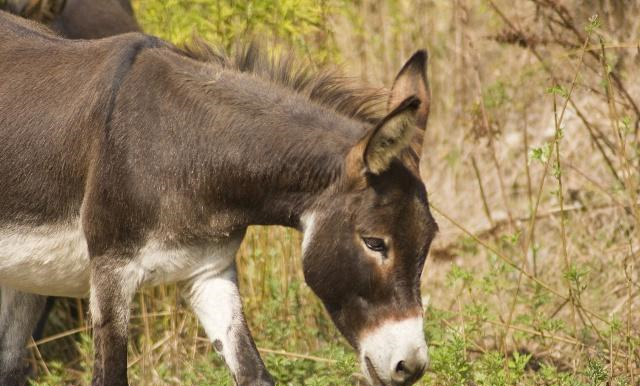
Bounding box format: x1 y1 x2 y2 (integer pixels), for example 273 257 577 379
0 287 47 386
185 265 274 386
89 259 140 386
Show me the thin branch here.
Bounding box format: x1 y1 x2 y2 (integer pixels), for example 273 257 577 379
430 202 610 325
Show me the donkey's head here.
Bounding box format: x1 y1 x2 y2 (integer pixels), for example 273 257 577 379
301 51 436 386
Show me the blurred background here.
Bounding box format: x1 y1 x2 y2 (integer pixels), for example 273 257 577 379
6 0 639 385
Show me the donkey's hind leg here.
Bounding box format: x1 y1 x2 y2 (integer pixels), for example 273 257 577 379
0 287 47 386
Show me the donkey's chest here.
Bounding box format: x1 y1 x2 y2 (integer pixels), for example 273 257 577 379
0 221 240 297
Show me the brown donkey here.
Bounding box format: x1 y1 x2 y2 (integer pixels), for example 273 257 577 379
2 0 140 38
0 11 437 386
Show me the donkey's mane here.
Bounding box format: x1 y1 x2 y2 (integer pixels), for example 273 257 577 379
181 39 386 124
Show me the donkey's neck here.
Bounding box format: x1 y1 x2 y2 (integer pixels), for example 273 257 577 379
116 48 367 233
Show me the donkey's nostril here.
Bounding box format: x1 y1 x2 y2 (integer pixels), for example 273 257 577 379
392 359 415 383
391 353 427 385
395 360 407 374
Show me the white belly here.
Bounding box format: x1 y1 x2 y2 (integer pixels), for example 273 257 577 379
0 220 241 297
0 221 90 296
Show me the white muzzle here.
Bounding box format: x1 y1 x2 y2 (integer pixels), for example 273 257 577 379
359 317 428 386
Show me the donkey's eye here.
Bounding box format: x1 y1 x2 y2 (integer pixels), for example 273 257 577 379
363 237 387 253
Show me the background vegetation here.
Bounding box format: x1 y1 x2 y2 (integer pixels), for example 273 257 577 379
25 0 640 385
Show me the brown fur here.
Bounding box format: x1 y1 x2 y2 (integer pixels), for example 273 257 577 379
53 0 140 38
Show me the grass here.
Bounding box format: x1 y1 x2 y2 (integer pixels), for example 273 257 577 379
23 0 640 385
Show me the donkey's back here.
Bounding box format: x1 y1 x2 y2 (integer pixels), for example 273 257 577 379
0 12 161 296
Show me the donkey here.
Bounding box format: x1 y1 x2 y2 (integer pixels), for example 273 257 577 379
0 11 438 386
2 0 140 38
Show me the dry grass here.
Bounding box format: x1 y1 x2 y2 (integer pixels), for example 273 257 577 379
23 0 640 385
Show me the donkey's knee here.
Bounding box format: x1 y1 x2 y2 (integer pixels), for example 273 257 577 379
0 287 47 386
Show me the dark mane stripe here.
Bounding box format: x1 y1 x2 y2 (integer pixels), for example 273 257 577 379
181 39 386 124
104 35 167 136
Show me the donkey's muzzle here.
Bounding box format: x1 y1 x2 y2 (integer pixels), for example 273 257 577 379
359 316 428 386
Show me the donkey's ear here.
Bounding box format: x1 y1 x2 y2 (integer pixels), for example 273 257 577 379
361 96 421 174
389 50 430 130
346 50 430 177
388 50 430 172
